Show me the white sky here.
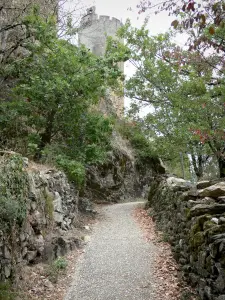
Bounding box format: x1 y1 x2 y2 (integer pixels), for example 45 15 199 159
82 0 173 34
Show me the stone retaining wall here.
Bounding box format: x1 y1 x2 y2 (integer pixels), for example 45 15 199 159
147 176 225 300
0 166 81 281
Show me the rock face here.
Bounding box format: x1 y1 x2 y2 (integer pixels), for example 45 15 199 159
85 133 165 202
0 167 79 281
147 176 225 300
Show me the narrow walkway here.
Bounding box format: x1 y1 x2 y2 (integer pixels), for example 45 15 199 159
65 202 157 300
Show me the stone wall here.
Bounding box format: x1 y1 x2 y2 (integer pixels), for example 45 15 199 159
0 164 80 281
147 175 225 300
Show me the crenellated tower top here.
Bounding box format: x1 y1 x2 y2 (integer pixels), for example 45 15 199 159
78 7 124 116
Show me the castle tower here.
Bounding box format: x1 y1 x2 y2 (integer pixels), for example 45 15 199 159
78 7 124 116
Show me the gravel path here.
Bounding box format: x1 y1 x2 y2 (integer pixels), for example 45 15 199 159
65 202 157 300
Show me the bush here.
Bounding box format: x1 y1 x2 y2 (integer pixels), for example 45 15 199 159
117 119 157 165
56 156 86 188
0 281 17 300
0 155 28 231
46 257 68 283
53 256 68 270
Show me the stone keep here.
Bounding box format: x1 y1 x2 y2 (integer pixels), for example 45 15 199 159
78 7 124 116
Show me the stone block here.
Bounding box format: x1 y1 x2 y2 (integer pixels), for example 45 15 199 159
199 182 225 198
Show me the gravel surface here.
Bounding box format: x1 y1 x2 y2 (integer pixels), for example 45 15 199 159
65 202 158 300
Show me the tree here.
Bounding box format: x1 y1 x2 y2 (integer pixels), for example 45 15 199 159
0 0 84 64
0 10 124 164
116 20 225 178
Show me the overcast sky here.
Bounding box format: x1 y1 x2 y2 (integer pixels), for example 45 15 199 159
82 0 173 35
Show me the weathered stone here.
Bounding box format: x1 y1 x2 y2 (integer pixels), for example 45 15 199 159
22 247 28 258
179 258 187 265
167 177 192 191
84 225 90 231
43 279 54 290
204 286 212 300
197 181 212 189
30 201 37 211
187 197 215 208
190 204 225 218
218 196 225 204
219 217 225 224
4 265 11 278
34 234 44 254
211 234 225 242
209 242 219 259
20 233 26 242
219 241 225 253
211 217 219 224
53 211 63 224
147 176 225 299
53 192 63 213
26 250 37 262
3 246 11 259
215 268 225 292
0 164 82 281
198 182 225 198
189 273 199 286
217 295 225 300
190 232 205 248
30 210 43 232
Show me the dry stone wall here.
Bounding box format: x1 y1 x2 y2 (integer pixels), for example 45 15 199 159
0 164 81 281
147 176 225 300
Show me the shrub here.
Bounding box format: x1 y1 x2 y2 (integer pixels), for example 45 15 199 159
46 257 68 283
56 156 85 188
0 155 28 231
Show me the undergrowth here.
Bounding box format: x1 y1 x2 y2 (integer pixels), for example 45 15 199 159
45 256 68 283
0 154 29 232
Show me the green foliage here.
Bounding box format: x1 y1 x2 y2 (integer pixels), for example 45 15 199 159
116 20 225 178
53 256 68 270
46 257 68 283
0 10 121 164
56 156 85 188
44 189 54 221
0 281 14 300
0 9 125 192
117 119 157 166
0 155 29 231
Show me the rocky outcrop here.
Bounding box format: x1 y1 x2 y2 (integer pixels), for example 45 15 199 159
85 132 165 202
0 165 80 281
147 176 225 300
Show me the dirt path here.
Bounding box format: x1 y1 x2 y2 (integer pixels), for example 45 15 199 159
65 202 158 300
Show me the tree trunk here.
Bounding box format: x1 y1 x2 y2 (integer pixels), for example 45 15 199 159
218 156 225 178
191 153 204 179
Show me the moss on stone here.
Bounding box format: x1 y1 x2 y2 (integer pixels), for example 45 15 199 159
197 214 212 227
203 220 216 231
44 189 54 221
191 222 202 235
185 208 191 219
190 215 211 236
206 224 225 237
190 231 205 249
